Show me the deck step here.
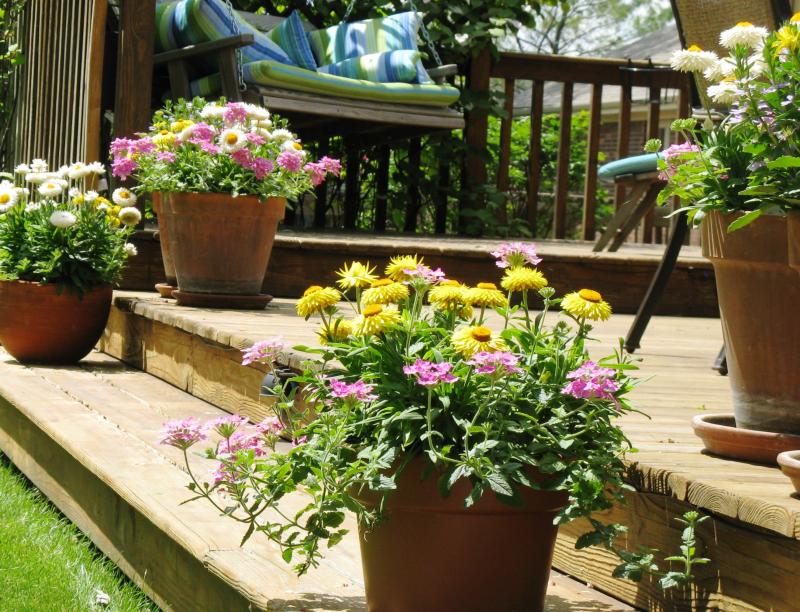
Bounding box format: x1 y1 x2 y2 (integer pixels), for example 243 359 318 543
0 348 632 611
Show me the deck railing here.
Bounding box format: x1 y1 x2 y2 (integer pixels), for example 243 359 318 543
465 51 691 240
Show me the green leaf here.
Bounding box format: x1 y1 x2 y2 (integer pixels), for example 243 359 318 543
767 156 800 169
486 472 513 497
726 209 763 232
738 185 778 196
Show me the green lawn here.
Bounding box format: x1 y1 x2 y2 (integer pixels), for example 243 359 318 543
0 453 159 611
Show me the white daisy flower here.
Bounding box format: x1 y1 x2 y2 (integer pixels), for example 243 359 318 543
57 165 71 179
749 53 767 77
244 103 270 122
67 162 91 180
112 187 137 207
123 243 138 257
49 210 77 228
707 80 739 104
270 128 294 143
281 140 307 157
118 206 142 227
25 202 41 213
254 127 273 141
218 128 247 152
703 58 736 82
68 187 81 199
97 202 109 212
25 172 48 184
84 190 99 203
15 187 29 198
200 103 225 119
0 203 11 214
670 45 719 73
30 158 48 172
14 163 30 174
87 161 106 175
0 182 19 207
38 181 65 198
251 118 273 131
720 22 768 50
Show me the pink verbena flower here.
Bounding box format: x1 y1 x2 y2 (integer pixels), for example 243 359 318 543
205 414 249 438
223 428 267 456
241 337 285 366
160 417 206 450
292 435 308 447
319 156 342 176
111 157 138 181
304 162 327 187
277 150 303 172
467 351 522 376
246 132 266 146
491 242 542 269
199 141 221 155
131 138 156 155
561 360 620 401
223 102 248 124
231 148 253 168
403 264 446 284
157 151 176 163
189 122 215 143
251 157 274 180
328 378 378 402
403 359 459 387
110 137 136 157
659 142 700 180
256 416 285 436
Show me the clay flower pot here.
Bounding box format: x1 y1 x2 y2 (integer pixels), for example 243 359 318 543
152 192 177 298
157 192 286 309
777 450 800 493
702 211 800 434
692 414 800 464
357 457 568 611
0 280 113 364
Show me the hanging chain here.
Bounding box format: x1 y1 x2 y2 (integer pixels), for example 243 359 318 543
223 0 247 92
342 0 356 22
407 0 443 67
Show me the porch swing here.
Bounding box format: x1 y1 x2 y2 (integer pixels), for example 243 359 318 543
154 0 465 141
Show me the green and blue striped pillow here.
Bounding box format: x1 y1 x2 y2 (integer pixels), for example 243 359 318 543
266 11 317 71
155 1 181 52
318 50 424 84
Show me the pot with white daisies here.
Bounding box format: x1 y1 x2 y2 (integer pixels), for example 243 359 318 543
161 245 642 611
0 159 138 364
111 97 341 309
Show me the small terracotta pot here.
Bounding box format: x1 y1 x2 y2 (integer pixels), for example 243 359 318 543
152 192 177 294
158 192 285 296
777 450 800 493
357 456 568 611
702 211 800 434
691 413 800 464
0 280 112 364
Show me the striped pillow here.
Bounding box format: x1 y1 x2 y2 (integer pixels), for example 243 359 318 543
318 50 424 84
155 1 181 52
267 11 317 71
174 0 296 66
307 12 423 67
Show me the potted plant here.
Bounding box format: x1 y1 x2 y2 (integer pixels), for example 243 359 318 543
650 16 800 439
161 246 642 609
0 160 137 364
110 98 341 309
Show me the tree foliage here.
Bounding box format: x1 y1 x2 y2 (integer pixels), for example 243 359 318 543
0 0 26 170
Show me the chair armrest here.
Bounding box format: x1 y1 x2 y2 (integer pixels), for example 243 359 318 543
427 64 458 83
154 34 255 65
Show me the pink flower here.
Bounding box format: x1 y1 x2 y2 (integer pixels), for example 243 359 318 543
241 337 285 366
561 360 620 401
189 122 215 142
205 414 249 438
110 137 136 157
251 157 274 180
467 351 522 376
319 156 342 176
277 150 303 173
131 138 156 155
659 142 700 181
199 141 221 155
403 359 459 387
224 428 267 456
403 264 446 284
491 242 542 269
223 102 248 124
246 132 266 146
160 417 207 450
256 416 285 436
157 151 176 163
231 148 253 168
292 435 308 447
304 162 327 187
111 157 138 181
328 378 378 402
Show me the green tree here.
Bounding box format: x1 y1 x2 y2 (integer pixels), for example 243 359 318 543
0 0 26 170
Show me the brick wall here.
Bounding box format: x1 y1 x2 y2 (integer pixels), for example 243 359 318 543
599 120 648 162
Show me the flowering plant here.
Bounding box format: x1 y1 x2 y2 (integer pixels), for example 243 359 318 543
162 243 642 574
110 98 341 202
652 15 800 229
0 159 137 293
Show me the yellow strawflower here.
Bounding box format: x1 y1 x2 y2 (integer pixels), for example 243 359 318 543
353 304 401 336
318 318 353 345
385 254 423 282
336 261 377 290
451 325 507 357
170 119 194 132
152 130 176 148
296 285 340 319
791 12 800 23
467 282 507 308
428 279 470 310
500 267 548 292
361 278 409 306
561 289 612 321
773 26 800 53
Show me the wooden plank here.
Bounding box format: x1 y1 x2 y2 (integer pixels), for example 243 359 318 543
642 86 662 244
582 83 602 240
527 81 544 235
496 78 515 226
614 82 633 211
553 82 573 238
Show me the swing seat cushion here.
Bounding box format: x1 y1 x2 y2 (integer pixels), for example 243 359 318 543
241 61 460 107
597 153 662 180
266 11 318 71
317 50 427 84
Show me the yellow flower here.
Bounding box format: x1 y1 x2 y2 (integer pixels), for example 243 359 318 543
467 282 508 309
336 261 377 290
72 194 85 205
791 12 800 23
353 304 401 336
451 325 507 357
170 119 194 133
361 278 409 306
385 254 423 282
429 279 470 310
296 285 340 319
773 26 800 53
318 318 353 345
152 130 176 148
561 289 612 321
500 267 548 292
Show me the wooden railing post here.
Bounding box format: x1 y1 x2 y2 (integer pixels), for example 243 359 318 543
614 81 632 212
644 85 662 243
581 84 603 240
496 79 515 226
313 139 329 228
404 138 422 232
344 141 360 230
461 46 492 235
527 81 544 236
374 145 390 232
553 82 573 238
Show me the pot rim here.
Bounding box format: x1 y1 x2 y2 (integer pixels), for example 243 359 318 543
692 413 800 443
0 278 112 290
155 191 287 204
777 450 800 471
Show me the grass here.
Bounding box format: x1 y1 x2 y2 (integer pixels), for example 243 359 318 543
0 453 159 611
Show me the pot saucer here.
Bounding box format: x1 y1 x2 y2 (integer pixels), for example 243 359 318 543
777 451 800 494
154 283 176 299
173 290 273 310
691 413 800 465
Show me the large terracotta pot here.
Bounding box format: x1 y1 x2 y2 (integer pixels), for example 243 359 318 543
158 192 285 296
358 457 568 611
0 280 113 364
151 192 177 295
702 211 800 433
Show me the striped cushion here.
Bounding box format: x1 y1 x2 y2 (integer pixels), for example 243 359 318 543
317 50 423 84
267 11 317 71
190 73 222 98
308 12 423 66
243 61 460 107
598 153 662 179
175 0 296 66
155 1 181 52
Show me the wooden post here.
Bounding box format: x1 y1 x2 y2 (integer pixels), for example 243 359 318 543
313 139 329 228
527 81 544 236
435 152 450 234
643 86 662 244
374 145 390 232
344 141 360 230
404 138 422 232
496 78 515 226
86 0 109 163
553 81 573 239
614 82 632 211
461 46 491 235
582 84 602 241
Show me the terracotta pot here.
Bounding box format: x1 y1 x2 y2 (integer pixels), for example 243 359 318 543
777 450 800 493
702 211 800 434
151 192 177 294
0 280 112 364
157 192 285 295
357 457 569 612
691 413 800 464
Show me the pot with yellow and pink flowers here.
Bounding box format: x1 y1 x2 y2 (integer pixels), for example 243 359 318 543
111 98 340 309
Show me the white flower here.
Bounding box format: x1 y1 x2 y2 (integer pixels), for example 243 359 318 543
218 128 247 152
0 182 19 207
244 103 270 122
707 80 739 104
123 242 138 257
15 187 29 198
49 210 77 228
97 202 109 212
25 202 40 213
749 53 767 77
67 162 91 180
30 158 48 172
84 190 99 203
112 187 137 207
14 163 30 174
270 128 294 143
57 165 71 179
251 118 273 131
703 58 736 82
281 140 307 157
254 127 273 141
38 181 64 198
68 187 81 199
0 203 11 214
118 206 142 227
87 161 106 175
25 172 47 184
200 103 225 119
670 45 719 73
720 22 768 50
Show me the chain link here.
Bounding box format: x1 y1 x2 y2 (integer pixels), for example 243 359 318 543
407 0 443 67
223 0 247 92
